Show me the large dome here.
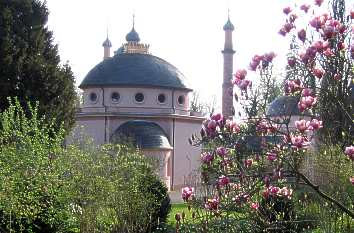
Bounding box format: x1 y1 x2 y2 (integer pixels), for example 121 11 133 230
79 53 191 91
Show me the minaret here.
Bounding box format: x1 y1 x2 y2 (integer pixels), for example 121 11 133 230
102 30 112 60
222 13 235 119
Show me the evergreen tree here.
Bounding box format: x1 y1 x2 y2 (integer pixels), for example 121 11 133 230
0 0 77 133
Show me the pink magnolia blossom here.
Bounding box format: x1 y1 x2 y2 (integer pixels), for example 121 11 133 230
283 6 292 15
207 120 217 131
289 14 298 23
309 16 326 30
218 175 230 187
234 69 247 80
262 189 270 199
297 102 307 112
225 119 240 133
300 4 310 13
285 79 302 94
263 186 293 199
337 42 346 50
205 197 219 210
298 96 317 111
302 88 314 97
251 202 260 210
216 147 228 157
299 51 310 64
248 55 263 71
338 24 346 34
307 119 323 131
350 10 354 19
257 119 272 134
269 186 280 195
283 22 294 33
291 135 310 149
244 159 253 168
312 40 324 52
322 41 331 50
266 151 278 161
279 187 293 198
350 177 354 185
201 152 214 164
287 57 296 67
234 79 252 90
298 29 306 43
264 175 271 187
181 187 194 201
314 0 324 7
295 119 308 133
279 27 287 36
211 113 223 121
333 74 341 81
263 52 276 63
345 146 354 160
313 68 324 79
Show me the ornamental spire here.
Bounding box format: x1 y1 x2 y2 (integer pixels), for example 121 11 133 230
102 27 112 60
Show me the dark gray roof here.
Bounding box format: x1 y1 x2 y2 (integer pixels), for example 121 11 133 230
126 28 140 42
111 120 172 149
223 18 234 31
79 53 191 90
266 96 308 117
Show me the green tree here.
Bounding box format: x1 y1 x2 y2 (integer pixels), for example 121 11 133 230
0 0 77 132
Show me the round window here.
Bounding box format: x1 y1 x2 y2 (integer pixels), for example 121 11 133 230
135 93 144 103
90 92 97 103
177 95 185 105
111 92 120 103
158 94 166 104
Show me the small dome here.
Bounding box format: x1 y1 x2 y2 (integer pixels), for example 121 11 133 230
266 96 310 117
126 28 140 42
223 18 234 31
111 120 172 149
102 38 112 47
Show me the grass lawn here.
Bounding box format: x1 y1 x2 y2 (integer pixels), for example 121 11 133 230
168 203 189 225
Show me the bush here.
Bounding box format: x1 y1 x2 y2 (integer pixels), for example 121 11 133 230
137 171 171 232
61 143 171 233
0 100 171 233
0 99 72 232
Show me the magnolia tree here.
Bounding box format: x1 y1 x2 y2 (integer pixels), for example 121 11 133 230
179 0 354 232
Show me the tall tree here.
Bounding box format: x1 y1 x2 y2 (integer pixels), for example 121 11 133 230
0 0 77 132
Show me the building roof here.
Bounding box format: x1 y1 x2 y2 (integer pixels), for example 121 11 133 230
111 120 172 150
79 53 191 90
266 95 309 117
223 18 235 31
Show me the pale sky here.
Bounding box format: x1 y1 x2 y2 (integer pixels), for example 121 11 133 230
46 0 317 109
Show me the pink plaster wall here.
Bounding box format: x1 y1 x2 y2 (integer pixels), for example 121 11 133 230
172 119 202 190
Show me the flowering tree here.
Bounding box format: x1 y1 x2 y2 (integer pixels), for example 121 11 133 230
179 0 354 232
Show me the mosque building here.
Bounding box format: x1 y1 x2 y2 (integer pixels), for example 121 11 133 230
72 16 236 191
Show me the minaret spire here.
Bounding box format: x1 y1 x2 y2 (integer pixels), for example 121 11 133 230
133 14 135 28
222 12 235 119
102 27 112 60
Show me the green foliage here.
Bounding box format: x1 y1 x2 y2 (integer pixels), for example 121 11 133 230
0 98 70 232
60 143 171 233
0 0 77 133
0 100 171 233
